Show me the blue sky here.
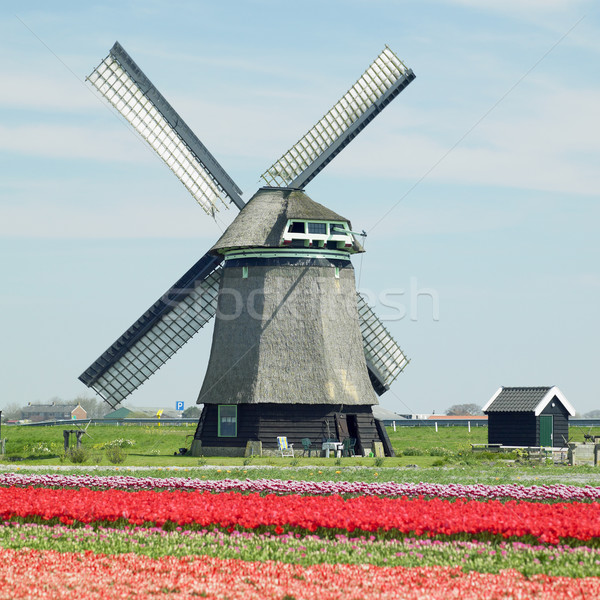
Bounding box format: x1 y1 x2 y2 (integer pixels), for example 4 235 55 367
1 0 598 416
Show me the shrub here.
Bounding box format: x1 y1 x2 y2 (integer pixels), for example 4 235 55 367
429 447 452 457
374 457 385 467
103 439 135 449
402 447 425 456
105 446 127 464
473 450 517 461
24 442 59 458
66 446 91 464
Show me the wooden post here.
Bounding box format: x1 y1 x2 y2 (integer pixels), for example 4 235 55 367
63 430 71 452
76 431 84 448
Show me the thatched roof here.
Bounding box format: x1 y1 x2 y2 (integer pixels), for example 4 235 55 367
212 188 363 253
197 260 377 406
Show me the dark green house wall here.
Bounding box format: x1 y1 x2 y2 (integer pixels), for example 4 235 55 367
487 396 570 447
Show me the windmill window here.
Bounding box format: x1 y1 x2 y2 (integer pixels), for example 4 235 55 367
288 221 305 234
307 222 327 234
218 405 237 437
242 266 248 279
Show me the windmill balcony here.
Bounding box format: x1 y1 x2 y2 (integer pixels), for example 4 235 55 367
282 220 354 250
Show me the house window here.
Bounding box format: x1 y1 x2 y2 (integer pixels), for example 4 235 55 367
288 221 305 233
218 405 237 437
307 222 327 234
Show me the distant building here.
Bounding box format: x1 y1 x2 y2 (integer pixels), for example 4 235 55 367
483 386 575 447
427 415 487 421
372 406 406 425
102 407 182 419
397 414 432 420
21 402 87 423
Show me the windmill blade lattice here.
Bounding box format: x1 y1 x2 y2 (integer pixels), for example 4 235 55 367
260 46 415 190
87 42 244 215
79 254 222 408
356 292 409 395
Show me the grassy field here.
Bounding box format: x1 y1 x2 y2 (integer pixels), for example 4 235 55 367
0 423 489 467
0 422 194 461
1 423 600 487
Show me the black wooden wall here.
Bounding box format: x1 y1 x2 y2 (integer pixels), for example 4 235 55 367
487 396 570 447
488 413 537 446
194 403 385 454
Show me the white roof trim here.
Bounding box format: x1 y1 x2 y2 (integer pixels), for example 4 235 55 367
482 386 503 413
534 386 576 416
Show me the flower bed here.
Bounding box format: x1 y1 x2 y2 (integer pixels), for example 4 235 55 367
2 472 600 501
1 485 600 544
1 474 599 597
2 522 600 577
0 547 599 600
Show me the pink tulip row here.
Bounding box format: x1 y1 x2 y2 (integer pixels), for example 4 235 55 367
1 472 599 501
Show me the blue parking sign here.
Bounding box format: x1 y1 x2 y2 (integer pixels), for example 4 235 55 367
175 401 184 411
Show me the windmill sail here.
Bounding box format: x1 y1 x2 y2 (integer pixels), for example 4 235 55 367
87 41 244 214
260 46 415 190
357 293 409 395
78 253 222 408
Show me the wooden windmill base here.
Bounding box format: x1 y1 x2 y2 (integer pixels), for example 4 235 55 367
191 403 394 457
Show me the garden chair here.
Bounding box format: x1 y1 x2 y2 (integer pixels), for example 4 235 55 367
277 436 294 457
342 437 356 457
301 438 312 457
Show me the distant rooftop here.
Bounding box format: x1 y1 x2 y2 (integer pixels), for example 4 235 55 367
22 403 79 414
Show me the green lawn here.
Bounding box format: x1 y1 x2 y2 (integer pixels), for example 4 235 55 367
387 423 488 453
0 422 485 467
1 424 600 487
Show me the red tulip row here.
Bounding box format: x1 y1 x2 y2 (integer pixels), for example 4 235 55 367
1 486 599 544
0 547 598 600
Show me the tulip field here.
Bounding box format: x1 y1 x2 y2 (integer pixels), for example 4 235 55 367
0 470 599 598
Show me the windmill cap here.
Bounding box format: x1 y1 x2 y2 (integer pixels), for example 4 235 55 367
211 188 364 254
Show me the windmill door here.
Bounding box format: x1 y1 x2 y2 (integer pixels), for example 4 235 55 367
346 414 363 455
539 415 553 447
334 413 349 440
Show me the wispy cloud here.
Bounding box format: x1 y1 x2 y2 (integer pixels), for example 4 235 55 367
438 0 589 14
0 183 233 239
324 75 600 197
0 123 150 162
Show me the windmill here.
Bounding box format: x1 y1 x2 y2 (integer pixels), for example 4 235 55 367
79 42 415 457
